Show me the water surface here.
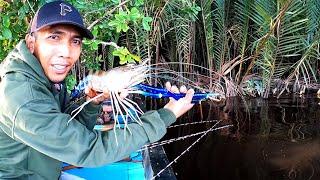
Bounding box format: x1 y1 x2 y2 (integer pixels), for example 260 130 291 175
163 95 320 180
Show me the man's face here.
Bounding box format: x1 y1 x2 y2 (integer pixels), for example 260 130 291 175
32 24 82 83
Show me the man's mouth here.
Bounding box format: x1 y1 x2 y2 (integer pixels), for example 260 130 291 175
53 64 67 70
52 64 68 73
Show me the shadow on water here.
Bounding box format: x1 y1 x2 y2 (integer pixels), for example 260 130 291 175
162 95 320 180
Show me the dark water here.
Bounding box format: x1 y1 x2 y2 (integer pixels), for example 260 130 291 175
162 95 320 180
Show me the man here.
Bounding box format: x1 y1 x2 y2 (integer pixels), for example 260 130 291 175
0 1 194 179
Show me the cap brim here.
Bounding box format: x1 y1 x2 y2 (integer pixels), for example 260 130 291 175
35 21 94 39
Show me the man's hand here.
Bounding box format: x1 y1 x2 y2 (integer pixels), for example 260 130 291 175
164 82 195 118
85 85 109 105
85 86 128 105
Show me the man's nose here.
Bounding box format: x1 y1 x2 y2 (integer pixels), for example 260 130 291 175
58 41 71 58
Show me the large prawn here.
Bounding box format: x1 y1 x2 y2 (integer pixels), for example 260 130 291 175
68 60 149 139
68 59 225 141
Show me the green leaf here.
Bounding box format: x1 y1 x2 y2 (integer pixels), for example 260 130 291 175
2 15 10 28
23 4 30 13
95 55 103 62
92 27 99 36
2 28 12 39
108 20 118 27
18 6 26 18
142 17 152 31
115 25 122 33
118 54 125 60
130 54 141 62
195 5 201 11
108 17 129 33
108 11 130 33
119 23 129 32
129 7 141 22
65 74 77 93
116 11 128 21
123 47 130 54
112 47 141 64
124 55 131 62
91 40 99 50
128 58 136 64
112 48 125 56
119 59 127 65
134 0 144 6
82 39 91 45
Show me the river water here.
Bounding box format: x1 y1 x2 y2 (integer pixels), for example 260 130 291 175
163 95 320 180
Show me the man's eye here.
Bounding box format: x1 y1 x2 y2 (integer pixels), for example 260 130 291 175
73 39 82 45
48 35 59 40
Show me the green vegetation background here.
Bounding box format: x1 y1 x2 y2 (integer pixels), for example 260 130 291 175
1 0 319 97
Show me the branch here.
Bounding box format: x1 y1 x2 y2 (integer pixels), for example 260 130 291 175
100 41 120 49
87 0 130 30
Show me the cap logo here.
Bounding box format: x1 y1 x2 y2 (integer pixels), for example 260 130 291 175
60 3 72 16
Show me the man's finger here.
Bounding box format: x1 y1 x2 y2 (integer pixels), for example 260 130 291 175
171 85 179 93
165 82 171 90
85 85 97 98
180 85 187 93
84 85 91 95
102 89 110 99
184 89 194 102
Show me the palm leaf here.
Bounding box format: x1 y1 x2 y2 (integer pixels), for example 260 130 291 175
234 0 254 83
198 0 214 70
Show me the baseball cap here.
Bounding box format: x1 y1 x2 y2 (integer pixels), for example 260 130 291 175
29 0 93 39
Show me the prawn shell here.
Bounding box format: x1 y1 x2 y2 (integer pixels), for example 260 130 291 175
88 63 149 93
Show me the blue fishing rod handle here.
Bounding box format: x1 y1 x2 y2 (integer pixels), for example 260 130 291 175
140 91 213 103
134 83 167 93
160 91 214 103
135 83 217 103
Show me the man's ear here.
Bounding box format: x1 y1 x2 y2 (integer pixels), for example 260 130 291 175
25 33 35 53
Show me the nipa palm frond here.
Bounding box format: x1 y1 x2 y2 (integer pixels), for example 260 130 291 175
198 0 214 70
212 0 228 71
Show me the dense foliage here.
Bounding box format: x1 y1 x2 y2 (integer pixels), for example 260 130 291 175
1 0 319 97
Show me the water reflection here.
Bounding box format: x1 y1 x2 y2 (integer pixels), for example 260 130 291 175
163 95 320 180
